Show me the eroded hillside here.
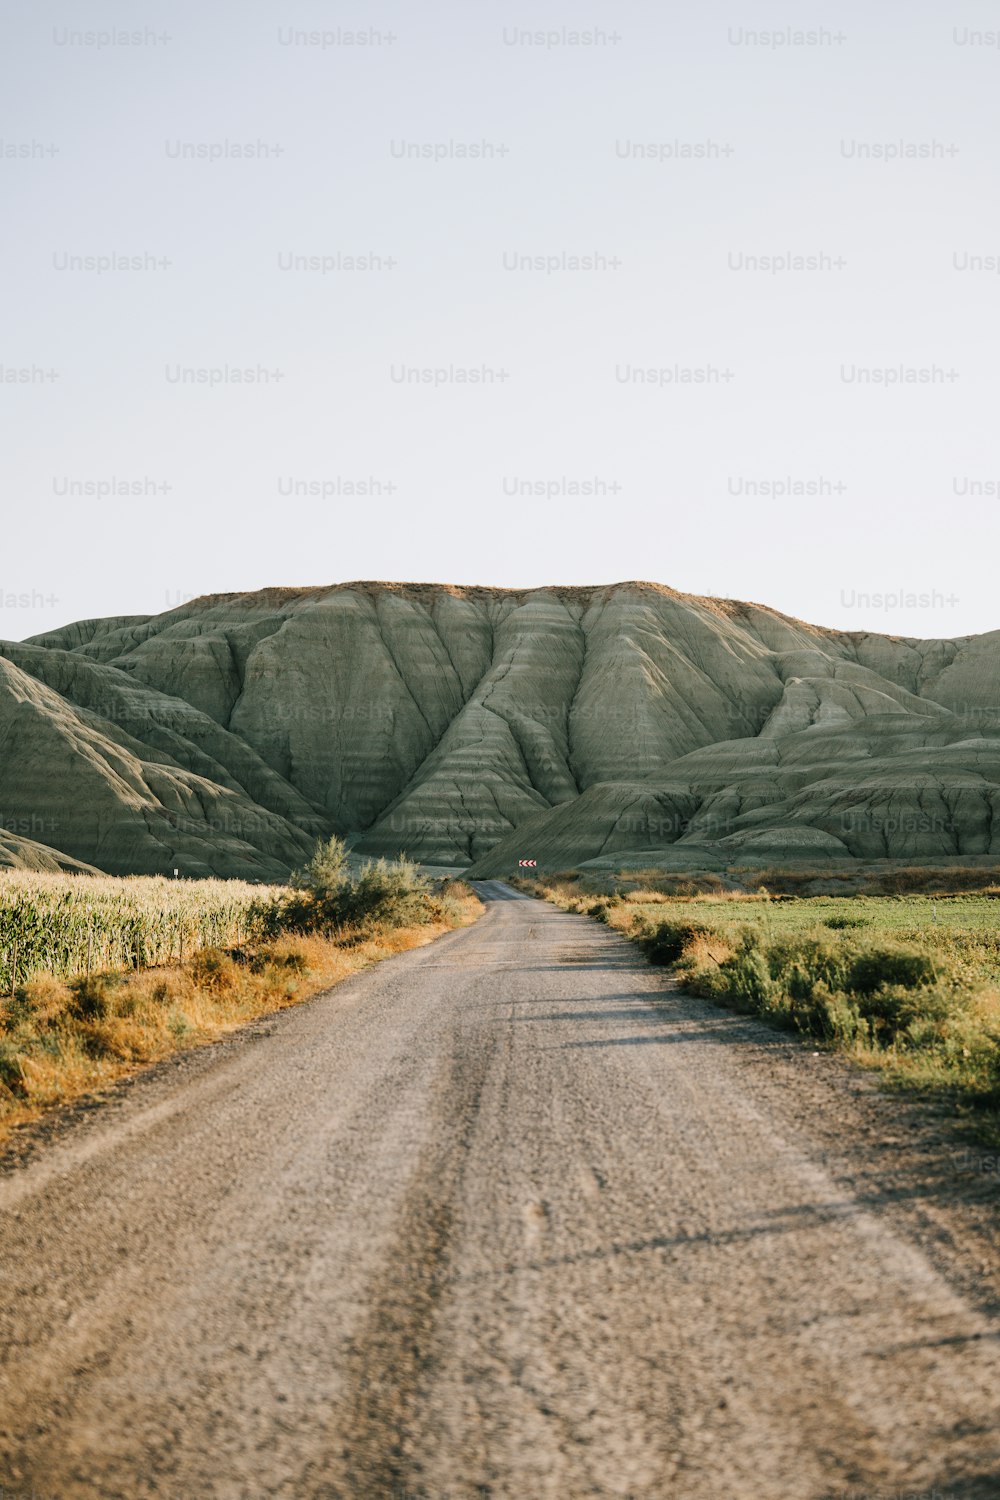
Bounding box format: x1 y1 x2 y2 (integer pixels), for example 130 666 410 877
3 580 998 876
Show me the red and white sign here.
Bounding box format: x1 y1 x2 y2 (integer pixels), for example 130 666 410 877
518 858 537 867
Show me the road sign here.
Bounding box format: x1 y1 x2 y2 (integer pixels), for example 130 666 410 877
518 858 537 867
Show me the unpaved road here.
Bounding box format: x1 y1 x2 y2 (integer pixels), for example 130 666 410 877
1 883 1000 1499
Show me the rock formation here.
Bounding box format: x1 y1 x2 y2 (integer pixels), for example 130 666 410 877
2 581 998 878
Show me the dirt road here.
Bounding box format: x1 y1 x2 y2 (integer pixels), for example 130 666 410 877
1 882 999 1498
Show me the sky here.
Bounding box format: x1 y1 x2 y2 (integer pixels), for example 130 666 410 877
3 0 999 642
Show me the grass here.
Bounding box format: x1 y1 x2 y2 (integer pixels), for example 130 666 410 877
0 846 481 1146
520 871 1000 1143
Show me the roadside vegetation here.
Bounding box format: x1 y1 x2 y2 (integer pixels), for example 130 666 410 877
0 842 479 1143
519 869 1000 1142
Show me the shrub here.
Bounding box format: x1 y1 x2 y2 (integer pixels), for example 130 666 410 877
268 946 310 974
765 936 854 995
441 879 473 902
856 981 959 1043
335 857 432 931
190 947 241 993
640 920 707 966
430 880 476 926
70 972 125 1020
0 1040 25 1092
803 987 868 1045
719 944 773 1010
847 947 937 995
263 842 436 938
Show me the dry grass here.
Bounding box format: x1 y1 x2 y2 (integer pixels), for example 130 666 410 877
678 930 735 970
0 893 481 1147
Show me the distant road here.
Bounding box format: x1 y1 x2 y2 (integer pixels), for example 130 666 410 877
1 882 999 1498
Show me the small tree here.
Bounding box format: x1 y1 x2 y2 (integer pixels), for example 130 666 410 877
292 836 350 895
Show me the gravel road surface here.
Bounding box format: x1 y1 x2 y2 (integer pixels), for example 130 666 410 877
1 881 999 1498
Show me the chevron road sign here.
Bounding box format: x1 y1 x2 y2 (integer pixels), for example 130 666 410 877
518 858 537 868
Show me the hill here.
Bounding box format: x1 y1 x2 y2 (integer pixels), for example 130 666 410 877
3 580 999 878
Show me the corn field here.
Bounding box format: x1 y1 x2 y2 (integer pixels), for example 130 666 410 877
0 872 287 991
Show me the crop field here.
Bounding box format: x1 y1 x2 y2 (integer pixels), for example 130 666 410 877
0 872 283 992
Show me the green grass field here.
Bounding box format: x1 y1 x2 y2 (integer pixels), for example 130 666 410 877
626 892 1000 935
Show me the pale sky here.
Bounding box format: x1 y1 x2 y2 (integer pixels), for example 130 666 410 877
3 0 999 642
